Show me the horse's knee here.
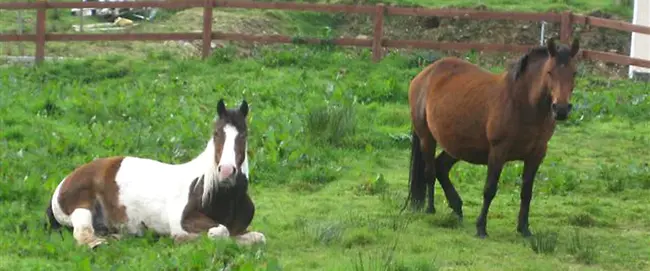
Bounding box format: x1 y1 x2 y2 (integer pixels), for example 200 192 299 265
207 225 230 239
234 231 266 246
70 208 106 248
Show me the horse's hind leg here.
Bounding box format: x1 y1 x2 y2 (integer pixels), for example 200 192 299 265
435 151 463 220
70 208 107 249
419 131 438 214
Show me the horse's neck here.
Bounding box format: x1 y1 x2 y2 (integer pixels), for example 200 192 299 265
508 73 552 122
177 137 218 178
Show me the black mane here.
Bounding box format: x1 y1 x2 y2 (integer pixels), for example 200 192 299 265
509 44 573 81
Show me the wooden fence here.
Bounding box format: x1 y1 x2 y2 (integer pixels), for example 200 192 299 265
1 0 650 68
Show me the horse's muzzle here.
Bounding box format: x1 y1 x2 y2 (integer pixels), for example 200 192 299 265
551 103 573 121
217 164 237 180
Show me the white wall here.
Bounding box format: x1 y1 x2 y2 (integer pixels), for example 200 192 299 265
629 0 650 78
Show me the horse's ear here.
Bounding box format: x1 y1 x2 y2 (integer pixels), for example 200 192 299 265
239 100 249 117
217 99 227 118
512 54 529 81
570 37 580 58
546 38 557 57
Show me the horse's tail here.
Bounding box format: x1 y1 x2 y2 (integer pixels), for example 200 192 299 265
44 199 63 232
400 128 427 213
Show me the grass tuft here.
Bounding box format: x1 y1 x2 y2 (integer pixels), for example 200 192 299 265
529 230 559 255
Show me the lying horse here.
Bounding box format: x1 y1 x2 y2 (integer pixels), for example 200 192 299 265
45 99 265 248
408 38 580 238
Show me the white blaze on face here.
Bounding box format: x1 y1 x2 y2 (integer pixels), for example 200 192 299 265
217 124 239 181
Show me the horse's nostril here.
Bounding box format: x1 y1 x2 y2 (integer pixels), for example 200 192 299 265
551 103 557 111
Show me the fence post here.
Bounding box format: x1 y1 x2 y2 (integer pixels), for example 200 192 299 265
35 0 47 65
18 10 25 55
560 11 573 44
372 3 385 63
202 0 214 60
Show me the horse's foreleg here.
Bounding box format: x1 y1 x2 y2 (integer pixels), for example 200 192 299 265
179 209 230 242
70 208 107 249
476 152 506 238
517 151 545 237
232 230 266 246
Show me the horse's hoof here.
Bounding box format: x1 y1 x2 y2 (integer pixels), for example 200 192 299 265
475 231 488 239
425 207 436 214
89 238 107 250
208 225 230 239
518 228 533 238
237 232 266 246
453 212 463 223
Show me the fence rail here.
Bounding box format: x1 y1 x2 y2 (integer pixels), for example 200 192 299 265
1 0 650 69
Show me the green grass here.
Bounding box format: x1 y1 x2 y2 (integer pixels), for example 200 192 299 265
2 45 650 270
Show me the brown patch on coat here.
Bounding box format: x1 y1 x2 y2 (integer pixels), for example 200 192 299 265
57 156 128 229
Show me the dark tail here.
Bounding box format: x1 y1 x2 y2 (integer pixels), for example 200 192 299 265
44 198 109 236
400 129 427 213
44 200 62 232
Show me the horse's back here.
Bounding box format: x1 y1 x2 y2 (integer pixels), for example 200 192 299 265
412 57 499 96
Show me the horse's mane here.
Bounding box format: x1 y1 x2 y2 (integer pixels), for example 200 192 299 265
508 44 572 82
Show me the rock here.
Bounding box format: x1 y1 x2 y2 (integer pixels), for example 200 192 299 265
113 17 133 27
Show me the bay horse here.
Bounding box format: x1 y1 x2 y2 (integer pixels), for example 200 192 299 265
407 38 580 238
45 99 266 248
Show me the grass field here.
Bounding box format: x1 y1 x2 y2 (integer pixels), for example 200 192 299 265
1 45 650 270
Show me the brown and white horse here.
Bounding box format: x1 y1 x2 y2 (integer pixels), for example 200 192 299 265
45 99 265 249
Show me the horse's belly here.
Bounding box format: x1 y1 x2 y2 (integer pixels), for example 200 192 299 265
431 122 489 165
440 144 489 165
118 193 170 234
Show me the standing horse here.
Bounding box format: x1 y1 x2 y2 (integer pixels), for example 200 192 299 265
407 38 580 238
45 99 266 248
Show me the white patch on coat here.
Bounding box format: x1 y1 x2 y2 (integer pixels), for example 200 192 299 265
51 178 72 226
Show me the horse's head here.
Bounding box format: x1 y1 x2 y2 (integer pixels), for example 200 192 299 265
541 37 580 121
212 98 249 187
